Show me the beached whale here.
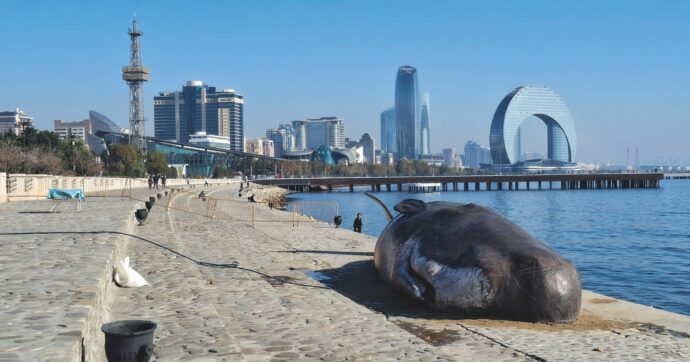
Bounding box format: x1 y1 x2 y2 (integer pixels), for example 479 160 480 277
372 198 581 323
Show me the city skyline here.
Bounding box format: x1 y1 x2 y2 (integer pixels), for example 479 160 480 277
2 1 689 165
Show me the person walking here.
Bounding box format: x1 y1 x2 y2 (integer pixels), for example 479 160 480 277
153 174 160 189
147 175 153 189
161 175 167 189
353 213 363 233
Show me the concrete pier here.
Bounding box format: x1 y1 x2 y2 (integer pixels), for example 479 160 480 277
1 184 689 361
254 173 664 193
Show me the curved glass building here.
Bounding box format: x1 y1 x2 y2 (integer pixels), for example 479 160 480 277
420 92 431 155
489 85 576 165
395 65 419 160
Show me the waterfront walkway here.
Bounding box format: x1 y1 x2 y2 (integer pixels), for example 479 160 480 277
1 184 689 361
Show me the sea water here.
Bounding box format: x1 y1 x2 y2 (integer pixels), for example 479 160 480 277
289 179 690 316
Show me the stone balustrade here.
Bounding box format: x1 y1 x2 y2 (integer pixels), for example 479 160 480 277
1 174 241 203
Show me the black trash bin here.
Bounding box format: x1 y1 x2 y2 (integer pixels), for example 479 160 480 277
101 320 157 362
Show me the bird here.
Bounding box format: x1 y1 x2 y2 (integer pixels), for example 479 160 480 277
135 208 149 225
145 200 154 211
156 193 162 200
149 196 156 203
164 191 169 196
333 215 342 228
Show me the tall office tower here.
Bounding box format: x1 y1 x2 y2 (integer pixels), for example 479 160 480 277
442 147 462 167
154 80 244 151
380 106 396 153
395 65 420 160
420 92 431 155
291 117 345 150
279 124 296 152
265 128 284 157
122 18 149 154
359 133 375 164
464 141 493 168
266 124 297 157
0 109 33 135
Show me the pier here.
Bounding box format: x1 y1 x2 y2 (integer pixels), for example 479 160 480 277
255 172 664 192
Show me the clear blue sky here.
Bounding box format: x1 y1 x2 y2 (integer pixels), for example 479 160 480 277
2 0 689 165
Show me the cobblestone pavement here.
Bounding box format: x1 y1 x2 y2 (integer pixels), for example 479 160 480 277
111 185 690 361
0 198 135 362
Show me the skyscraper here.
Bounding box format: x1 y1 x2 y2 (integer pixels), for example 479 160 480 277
395 65 420 160
380 107 396 153
359 133 375 164
420 92 431 155
154 81 244 151
266 124 296 158
464 141 493 168
292 117 345 150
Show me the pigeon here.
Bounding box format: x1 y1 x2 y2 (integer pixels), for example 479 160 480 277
157 193 162 200
145 200 154 211
333 215 342 228
149 196 156 203
135 208 148 225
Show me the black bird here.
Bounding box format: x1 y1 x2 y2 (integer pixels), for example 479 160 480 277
145 200 154 211
157 193 162 200
149 196 156 203
135 208 149 225
164 191 169 196
333 215 342 228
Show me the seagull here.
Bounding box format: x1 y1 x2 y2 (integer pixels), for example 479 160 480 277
135 208 148 225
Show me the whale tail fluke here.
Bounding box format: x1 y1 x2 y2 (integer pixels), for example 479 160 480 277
364 192 393 222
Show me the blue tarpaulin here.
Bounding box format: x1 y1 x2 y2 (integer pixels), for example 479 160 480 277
48 188 85 201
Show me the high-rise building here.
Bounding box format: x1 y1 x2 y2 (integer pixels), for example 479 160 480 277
442 147 462 167
292 117 345 150
395 65 420 160
420 92 431 155
464 141 493 168
154 80 244 151
489 85 576 165
359 133 375 164
266 124 296 158
0 109 33 135
380 107 396 153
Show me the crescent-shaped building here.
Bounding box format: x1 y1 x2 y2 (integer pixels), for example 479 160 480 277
489 86 576 165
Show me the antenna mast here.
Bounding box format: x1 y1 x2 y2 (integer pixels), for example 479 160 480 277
122 17 150 155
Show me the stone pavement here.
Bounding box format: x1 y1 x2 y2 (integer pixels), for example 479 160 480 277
0 198 136 361
1 184 689 361
111 185 690 361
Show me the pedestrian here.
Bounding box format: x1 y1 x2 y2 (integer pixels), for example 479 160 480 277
161 174 167 189
147 175 153 189
153 174 160 189
353 213 363 233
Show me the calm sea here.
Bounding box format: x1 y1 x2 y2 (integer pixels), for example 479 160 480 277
289 179 690 316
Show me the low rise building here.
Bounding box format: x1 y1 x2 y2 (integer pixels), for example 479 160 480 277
0 109 33 135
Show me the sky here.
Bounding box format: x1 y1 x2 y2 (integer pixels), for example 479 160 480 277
2 0 689 165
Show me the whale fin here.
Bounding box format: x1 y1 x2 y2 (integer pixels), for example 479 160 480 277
393 239 426 300
364 192 393 222
394 199 427 215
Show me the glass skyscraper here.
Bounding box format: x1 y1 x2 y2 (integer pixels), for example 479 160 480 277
395 65 420 160
154 80 244 151
420 92 431 155
379 107 396 153
489 85 576 165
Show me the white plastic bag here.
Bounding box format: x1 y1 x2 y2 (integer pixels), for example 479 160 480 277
114 256 148 287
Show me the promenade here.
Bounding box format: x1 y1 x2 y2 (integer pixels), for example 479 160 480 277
1 184 689 361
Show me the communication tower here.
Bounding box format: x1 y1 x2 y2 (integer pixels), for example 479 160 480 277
122 18 150 154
